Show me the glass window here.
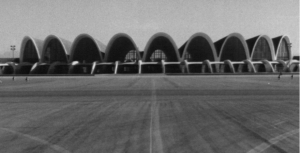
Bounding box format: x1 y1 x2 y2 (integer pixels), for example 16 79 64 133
150 50 166 62
124 50 137 62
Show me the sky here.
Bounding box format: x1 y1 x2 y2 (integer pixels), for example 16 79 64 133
0 0 299 58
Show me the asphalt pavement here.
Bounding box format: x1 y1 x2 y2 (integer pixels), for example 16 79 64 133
0 75 298 153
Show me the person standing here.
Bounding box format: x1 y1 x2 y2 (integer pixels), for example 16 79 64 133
278 71 282 80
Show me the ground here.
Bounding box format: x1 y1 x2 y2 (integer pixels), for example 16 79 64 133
0 74 298 153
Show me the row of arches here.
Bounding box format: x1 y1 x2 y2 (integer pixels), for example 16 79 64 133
183 59 298 74
0 32 295 74
19 32 292 64
19 33 180 64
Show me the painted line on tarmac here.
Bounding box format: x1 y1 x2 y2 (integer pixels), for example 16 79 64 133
150 79 164 153
149 79 154 153
0 127 71 153
246 129 299 153
149 79 155 153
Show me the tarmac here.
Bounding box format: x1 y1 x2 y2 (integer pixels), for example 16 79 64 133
0 75 298 152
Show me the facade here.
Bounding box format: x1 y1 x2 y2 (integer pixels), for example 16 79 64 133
0 32 298 75
102 33 140 73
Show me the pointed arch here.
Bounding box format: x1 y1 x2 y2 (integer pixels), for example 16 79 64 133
143 32 180 62
215 33 250 61
104 33 140 62
41 35 71 63
247 35 275 61
181 32 218 62
20 36 43 63
69 34 106 63
272 35 291 61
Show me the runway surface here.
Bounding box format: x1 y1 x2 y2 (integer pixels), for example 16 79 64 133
0 75 298 153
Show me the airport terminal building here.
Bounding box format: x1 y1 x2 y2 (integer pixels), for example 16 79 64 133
0 32 299 75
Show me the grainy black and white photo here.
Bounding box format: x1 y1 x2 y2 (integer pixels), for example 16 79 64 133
0 0 299 152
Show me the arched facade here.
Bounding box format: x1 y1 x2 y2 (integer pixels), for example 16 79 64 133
181 32 218 62
20 36 44 63
247 35 275 61
143 32 180 62
41 35 71 63
272 35 291 61
69 34 106 63
104 33 140 62
2 32 297 75
215 33 250 61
